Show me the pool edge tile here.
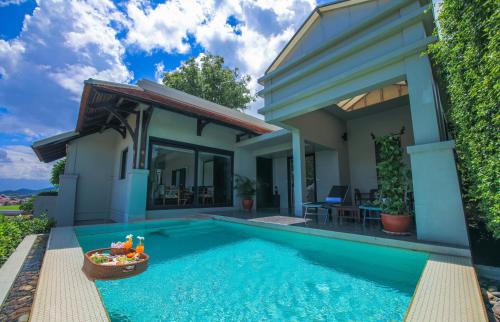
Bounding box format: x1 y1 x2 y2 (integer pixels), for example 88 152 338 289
30 227 109 322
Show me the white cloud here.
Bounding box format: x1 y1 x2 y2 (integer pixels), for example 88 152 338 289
0 145 52 180
0 0 132 139
0 0 28 7
0 0 319 186
0 39 25 79
125 0 215 54
154 61 165 83
126 0 315 116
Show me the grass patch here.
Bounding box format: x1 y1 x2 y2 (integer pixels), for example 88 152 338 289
0 205 21 210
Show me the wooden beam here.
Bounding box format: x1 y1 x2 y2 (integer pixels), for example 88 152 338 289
100 105 137 147
197 119 210 136
139 106 154 168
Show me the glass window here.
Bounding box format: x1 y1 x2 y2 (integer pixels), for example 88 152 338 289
198 152 232 207
147 139 233 209
120 148 128 180
148 145 195 208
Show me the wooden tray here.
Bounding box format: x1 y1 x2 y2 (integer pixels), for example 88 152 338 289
82 248 149 280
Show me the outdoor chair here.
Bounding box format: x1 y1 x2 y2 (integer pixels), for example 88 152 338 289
303 185 349 225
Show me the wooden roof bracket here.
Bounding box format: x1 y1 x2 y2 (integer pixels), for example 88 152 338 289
197 118 210 136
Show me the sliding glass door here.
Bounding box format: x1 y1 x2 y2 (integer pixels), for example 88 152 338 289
147 138 233 209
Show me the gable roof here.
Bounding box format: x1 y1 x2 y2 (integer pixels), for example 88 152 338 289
263 0 374 75
32 79 280 162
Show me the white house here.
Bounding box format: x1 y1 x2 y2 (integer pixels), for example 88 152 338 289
33 0 469 248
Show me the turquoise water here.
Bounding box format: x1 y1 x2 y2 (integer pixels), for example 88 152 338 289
76 220 428 322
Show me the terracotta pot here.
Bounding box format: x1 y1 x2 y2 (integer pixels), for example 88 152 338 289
242 199 253 210
381 213 413 234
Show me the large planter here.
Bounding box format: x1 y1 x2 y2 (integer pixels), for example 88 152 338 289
242 199 253 211
381 213 413 235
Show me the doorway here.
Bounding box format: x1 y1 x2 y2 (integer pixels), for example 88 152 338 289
287 154 317 210
256 157 274 209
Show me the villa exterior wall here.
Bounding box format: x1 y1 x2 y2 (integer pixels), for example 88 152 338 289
285 110 350 187
315 150 341 202
346 105 414 196
109 115 135 223
259 0 432 122
65 130 119 222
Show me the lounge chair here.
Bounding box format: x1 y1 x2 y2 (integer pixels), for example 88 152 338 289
303 185 350 224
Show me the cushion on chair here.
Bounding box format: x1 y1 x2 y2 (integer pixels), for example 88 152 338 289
325 197 342 203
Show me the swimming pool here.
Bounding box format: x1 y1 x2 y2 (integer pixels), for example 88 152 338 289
75 219 428 322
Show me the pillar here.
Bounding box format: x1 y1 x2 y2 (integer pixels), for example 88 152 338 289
124 169 149 222
405 54 469 247
292 129 306 217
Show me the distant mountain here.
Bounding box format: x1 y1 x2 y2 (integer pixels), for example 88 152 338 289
0 187 55 197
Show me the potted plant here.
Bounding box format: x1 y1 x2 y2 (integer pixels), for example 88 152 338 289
374 133 413 234
234 175 256 211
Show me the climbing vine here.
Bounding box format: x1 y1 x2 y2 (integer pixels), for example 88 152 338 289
429 0 499 237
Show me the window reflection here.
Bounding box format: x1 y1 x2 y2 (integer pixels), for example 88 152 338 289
148 141 233 209
148 145 195 208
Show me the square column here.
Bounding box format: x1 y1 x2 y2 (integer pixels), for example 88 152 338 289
408 141 469 247
124 169 149 222
405 54 442 144
292 130 306 217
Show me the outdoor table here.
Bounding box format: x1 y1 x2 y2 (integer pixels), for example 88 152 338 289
358 204 382 226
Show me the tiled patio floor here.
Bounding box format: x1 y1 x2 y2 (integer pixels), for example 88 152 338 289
206 209 470 251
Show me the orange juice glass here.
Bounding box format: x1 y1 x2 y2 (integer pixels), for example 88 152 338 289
136 244 144 254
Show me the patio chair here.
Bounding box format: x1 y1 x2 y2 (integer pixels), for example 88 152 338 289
303 185 349 224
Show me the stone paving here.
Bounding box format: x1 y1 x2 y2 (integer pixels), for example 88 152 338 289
0 235 48 322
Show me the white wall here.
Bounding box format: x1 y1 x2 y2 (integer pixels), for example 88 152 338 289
346 105 414 195
66 130 120 222
108 120 134 223
315 150 341 202
285 109 351 186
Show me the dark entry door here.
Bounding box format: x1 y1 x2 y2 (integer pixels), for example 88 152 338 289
256 157 274 209
287 154 317 210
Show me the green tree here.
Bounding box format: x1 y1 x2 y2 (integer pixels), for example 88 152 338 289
162 54 255 110
50 158 66 186
429 0 499 237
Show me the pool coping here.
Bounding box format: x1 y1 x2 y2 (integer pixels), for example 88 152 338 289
30 227 109 322
31 217 487 321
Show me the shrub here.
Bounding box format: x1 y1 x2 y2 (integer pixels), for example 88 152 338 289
50 158 66 186
0 214 55 266
374 134 412 215
38 190 58 196
19 197 34 214
429 0 499 238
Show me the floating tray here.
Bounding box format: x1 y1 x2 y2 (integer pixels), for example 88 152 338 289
82 248 149 280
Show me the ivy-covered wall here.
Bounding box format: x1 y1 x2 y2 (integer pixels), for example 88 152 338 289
429 0 499 238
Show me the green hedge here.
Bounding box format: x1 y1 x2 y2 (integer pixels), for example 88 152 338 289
0 215 55 266
429 0 499 238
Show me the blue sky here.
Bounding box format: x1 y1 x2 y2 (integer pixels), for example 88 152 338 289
0 0 332 190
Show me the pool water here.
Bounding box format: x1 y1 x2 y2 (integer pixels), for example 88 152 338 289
75 219 428 322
